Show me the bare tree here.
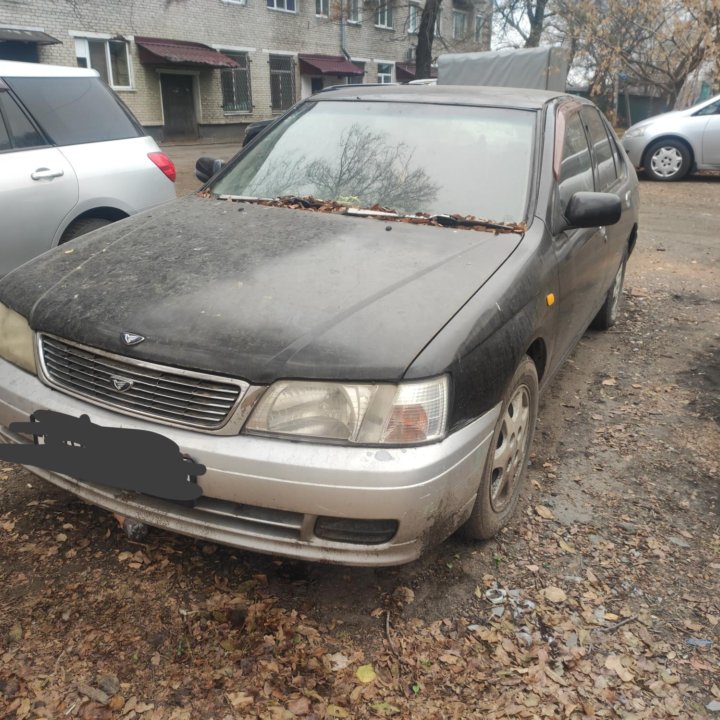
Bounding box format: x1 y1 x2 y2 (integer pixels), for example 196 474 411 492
494 0 552 47
415 0 442 79
560 0 720 108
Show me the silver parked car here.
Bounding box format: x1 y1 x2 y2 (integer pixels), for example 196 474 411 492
621 93 720 180
0 60 177 277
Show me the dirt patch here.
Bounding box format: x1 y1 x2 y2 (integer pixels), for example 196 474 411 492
1 178 719 719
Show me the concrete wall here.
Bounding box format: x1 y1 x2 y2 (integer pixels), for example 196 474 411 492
0 0 492 141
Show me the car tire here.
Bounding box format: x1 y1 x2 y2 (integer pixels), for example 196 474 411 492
462 356 539 540
60 217 113 243
644 139 691 181
591 254 627 331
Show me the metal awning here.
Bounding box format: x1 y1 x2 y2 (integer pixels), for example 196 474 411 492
299 54 363 77
0 28 61 45
135 37 239 68
396 63 438 82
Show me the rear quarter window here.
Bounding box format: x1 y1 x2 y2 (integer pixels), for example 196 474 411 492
6 76 143 146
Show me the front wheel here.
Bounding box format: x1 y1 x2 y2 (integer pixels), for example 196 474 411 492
591 255 626 330
644 140 691 181
463 356 539 540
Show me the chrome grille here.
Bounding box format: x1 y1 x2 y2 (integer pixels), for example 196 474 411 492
39 335 244 430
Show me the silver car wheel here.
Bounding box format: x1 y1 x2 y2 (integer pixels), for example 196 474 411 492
650 145 684 178
489 384 531 513
607 260 626 325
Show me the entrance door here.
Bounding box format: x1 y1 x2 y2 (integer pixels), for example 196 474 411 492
160 74 197 139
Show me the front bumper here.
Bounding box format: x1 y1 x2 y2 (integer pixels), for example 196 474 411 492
621 135 647 169
0 358 499 566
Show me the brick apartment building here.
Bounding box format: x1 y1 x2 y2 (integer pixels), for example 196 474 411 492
0 0 492 142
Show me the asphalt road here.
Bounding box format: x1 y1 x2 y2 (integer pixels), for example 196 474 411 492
162 142 241 197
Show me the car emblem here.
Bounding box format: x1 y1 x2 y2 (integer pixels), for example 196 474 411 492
122 332 145 346
111 376 134 392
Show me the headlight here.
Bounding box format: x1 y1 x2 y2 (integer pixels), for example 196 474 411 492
0 303 36 374
623 125 648 139
244 375 449 445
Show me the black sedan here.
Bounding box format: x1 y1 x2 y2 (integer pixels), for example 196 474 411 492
0 85 638 565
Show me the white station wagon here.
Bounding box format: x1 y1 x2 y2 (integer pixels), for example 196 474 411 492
0 60 177 277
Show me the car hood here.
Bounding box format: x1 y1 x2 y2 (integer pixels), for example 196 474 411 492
628 106 695 133
0 196 522 383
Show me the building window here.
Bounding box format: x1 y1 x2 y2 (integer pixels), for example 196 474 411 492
377 63 393 83
267 0 296 12
375 3 393 28
408 3 419 33
74 38 131 89
452 10 467 39
435 12 441 36
221 52 252 113
347 61 365 84
222 0 246 5
475 14 485 43
269 55 295 112
348 0 360 22
316 0 329 14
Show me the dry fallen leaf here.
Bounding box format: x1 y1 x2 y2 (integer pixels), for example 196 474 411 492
326 705 350 718
355 664 377 683
558 539 576 553
605 654 634 682
328 652 349 671
535 505 555 520
226 692 253 708
542 586 567 603
286 696 311 715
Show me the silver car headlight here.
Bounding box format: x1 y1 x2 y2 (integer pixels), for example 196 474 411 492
623 125 648 139
244 375 449 445
0 303 36 374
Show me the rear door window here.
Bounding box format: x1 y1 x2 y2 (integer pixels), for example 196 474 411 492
0 110 10 151
0 92 46 149
5 76 143 146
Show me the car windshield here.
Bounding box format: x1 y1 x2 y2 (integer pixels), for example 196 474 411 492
210 100 536 223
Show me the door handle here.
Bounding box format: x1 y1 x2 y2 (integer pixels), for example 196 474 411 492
31 168 64 181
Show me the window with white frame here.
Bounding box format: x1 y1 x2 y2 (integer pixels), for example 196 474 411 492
220 52 252 112
269 54 295 112
348 0 360 22
475 14 485 43
452 10 467 39
222 0 246 5
375 2 393 28
316 0 329 14
74 37 131 89
435 11 441 36
408 3 419 33
267 0 296 11
377 63 393 83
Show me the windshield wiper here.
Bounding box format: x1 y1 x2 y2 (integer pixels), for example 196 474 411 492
429 215 521 232
347 208 523 233
212 195 525 233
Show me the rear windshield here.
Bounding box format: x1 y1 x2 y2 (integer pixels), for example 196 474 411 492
5 76 143 145
210 100 536 223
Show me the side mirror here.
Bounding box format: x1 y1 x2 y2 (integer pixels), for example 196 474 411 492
195 156 225 183
242 119 273 147
564 192 621 229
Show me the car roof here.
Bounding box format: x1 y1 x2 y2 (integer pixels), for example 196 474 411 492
0 60 99 78
313 84 571 110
